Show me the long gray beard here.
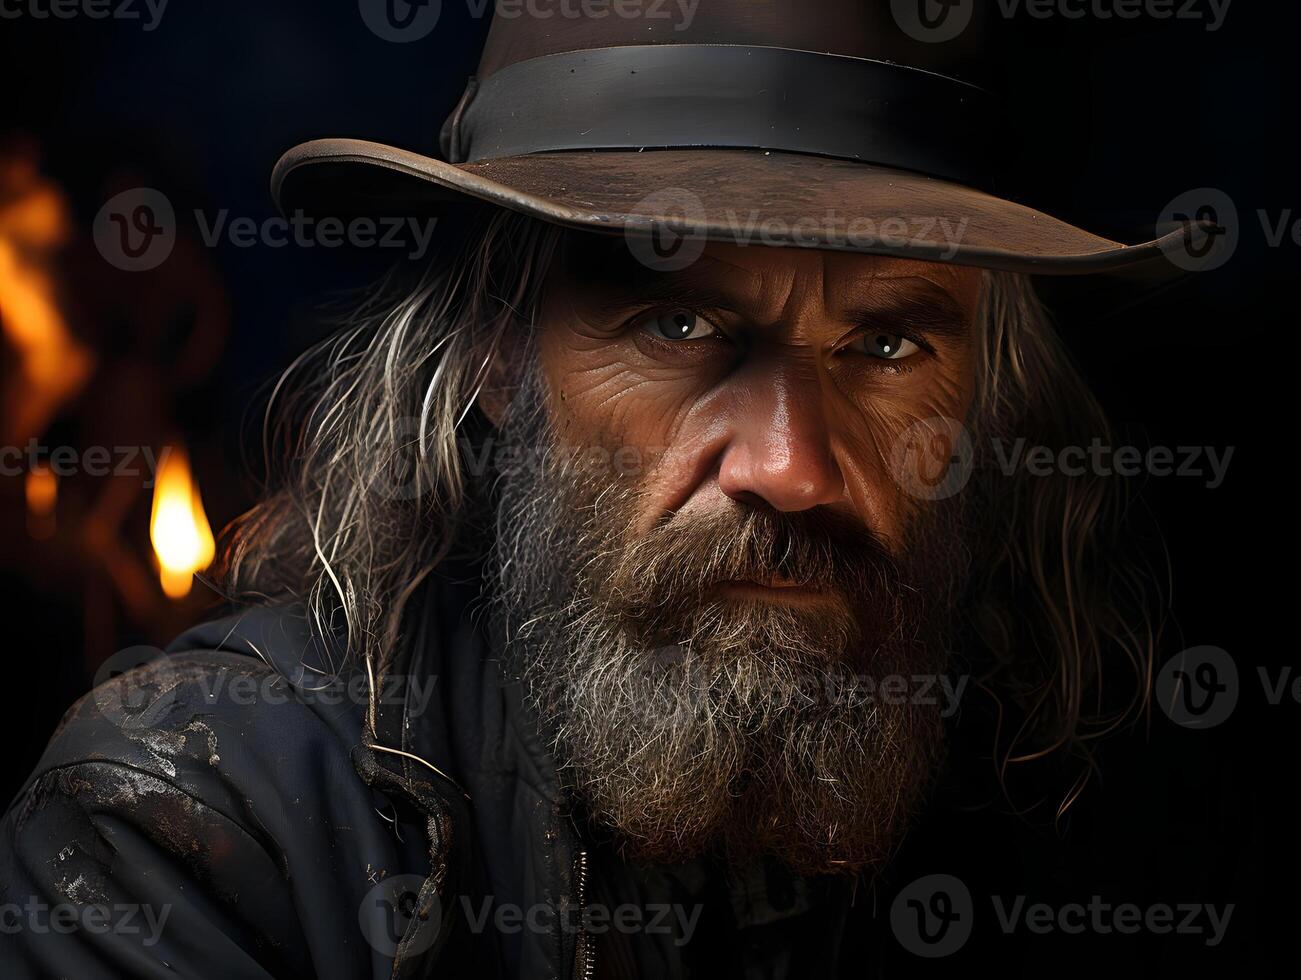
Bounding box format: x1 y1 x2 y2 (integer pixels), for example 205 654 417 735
489 377 967 876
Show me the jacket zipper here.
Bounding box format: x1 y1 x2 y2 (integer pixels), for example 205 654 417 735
572 849 594 979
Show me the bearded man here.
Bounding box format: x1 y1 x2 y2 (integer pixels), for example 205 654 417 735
0 1 1207 977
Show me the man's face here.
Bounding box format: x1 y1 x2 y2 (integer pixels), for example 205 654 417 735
536 239 982 551
492 238 983 876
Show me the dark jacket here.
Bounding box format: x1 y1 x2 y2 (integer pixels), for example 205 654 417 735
0 569 852 979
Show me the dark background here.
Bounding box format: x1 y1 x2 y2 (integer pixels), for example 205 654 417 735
0 1 1289 973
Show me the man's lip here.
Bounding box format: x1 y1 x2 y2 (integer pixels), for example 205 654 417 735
750 576 804 589
714 578 831 603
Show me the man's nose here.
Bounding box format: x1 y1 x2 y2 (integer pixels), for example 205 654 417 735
715 370 845 512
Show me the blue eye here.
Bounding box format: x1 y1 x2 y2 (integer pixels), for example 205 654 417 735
856 332 920 360
643 310 718 341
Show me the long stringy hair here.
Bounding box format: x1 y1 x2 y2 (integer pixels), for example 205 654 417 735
213 209 1161 820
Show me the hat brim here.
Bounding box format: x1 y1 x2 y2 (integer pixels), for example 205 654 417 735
272 139 1205 278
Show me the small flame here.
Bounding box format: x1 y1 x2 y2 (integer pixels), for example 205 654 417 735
25 463 57 539
149 446 214 599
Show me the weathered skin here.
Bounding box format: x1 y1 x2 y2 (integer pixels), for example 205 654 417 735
526 244 980 552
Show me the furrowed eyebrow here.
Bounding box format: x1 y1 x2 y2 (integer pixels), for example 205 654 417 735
561 237 975 338
561 236 760 319
580 274 741 322
844 289 972 343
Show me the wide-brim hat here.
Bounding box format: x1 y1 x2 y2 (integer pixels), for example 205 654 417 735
272 0 1214 277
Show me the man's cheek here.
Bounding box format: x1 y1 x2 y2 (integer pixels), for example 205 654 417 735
835 427 910 548
548 369 700 480
832 387 968 549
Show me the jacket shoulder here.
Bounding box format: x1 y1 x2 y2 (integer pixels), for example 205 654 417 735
23 605 370 816
0 607 423 978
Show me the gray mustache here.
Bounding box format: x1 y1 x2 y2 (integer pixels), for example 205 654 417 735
626 505 901 595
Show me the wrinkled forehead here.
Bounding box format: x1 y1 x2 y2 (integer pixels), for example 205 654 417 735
549 234 983 324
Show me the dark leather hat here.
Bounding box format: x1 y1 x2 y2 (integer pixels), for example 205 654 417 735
273 0 1208 275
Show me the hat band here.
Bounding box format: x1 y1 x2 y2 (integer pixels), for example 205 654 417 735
440 44 996 190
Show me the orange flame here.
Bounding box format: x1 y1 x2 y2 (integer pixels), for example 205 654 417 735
25 463 57 539
149 446 214 599
0 151 93 446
